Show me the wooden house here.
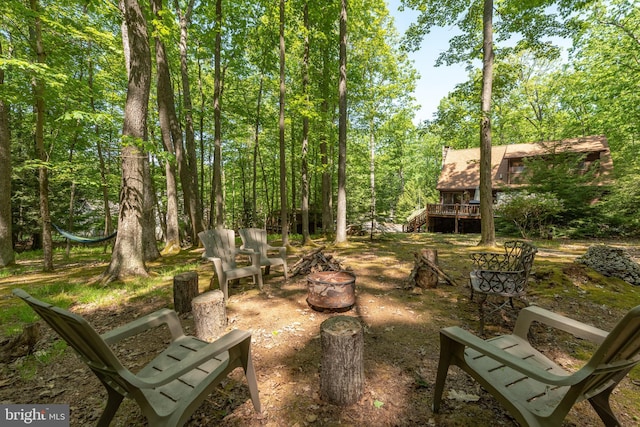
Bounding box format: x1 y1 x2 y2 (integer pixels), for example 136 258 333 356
405 135 613 233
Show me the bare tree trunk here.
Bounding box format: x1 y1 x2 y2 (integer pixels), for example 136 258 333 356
149 148 168 239
152 0 181 255
290 119 297 236
87 49 114 251
253 74 264 227
142 153 160 261
279 0 289 246
175 0 203 242
160 154 179 253
258 138 271 227
65 141 77 259
335 0 348 244
320 95 332 235
0 40 14 267
300 3 312 244
30 0 53 271
103 0 152 282
96 137 113 238
196 55 207 225
479 0 496 247
213 0 224 227
369 122 375 240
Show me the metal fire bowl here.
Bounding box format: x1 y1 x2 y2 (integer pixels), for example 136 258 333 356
307 270 356 312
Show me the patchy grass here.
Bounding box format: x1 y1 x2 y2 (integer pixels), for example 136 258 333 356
0 246 202 337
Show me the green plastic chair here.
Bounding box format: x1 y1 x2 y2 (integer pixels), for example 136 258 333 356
13 289 261 427
198 228 263 301
433 304 640 426
239 228 288 278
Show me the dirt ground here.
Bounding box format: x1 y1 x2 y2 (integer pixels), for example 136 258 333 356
1 235 640 426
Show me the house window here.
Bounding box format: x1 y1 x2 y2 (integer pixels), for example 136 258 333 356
579 152 601 173
509 159 525 183
509 159 525 173
442 192 463 205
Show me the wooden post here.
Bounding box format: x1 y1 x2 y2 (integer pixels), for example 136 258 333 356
173 271 199 314
192 290 227 342
455 205 459 234
320 316 364 405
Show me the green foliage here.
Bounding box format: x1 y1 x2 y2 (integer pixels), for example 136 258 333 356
596 144 640 236
3 0 640 255
495 191 564 238
525 152 602 224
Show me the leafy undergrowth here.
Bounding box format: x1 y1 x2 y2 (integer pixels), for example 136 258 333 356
1 234 639 426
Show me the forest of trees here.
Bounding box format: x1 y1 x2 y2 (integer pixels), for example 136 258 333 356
0 0 639 275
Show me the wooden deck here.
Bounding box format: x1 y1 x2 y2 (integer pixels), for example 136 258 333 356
404 204 481 233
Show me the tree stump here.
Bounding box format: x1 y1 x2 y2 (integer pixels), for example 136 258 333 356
192 290 227 342
407 248 457 289
173 271 199 314
0 322 41 363
416 249 439 288
320 316 364 405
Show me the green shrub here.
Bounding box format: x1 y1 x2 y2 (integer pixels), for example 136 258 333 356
495 191 564 238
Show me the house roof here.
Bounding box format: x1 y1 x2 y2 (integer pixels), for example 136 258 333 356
436 135 613 192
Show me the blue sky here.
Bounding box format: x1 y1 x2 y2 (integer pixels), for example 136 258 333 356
386 0 470 124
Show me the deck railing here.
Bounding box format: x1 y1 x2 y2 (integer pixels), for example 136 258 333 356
404 203 482 232
426 203 480 217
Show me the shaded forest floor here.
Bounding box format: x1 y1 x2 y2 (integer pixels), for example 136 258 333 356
1 233 640 426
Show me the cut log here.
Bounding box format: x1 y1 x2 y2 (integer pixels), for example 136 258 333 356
320 316 364 405
0 322 40 363
407 248 458 288
191 290 227 342
173 271 199 314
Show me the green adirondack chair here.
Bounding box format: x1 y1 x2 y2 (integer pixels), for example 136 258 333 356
198 228 263 301
239 228 288 278
433 304 640 426
13 289 261 427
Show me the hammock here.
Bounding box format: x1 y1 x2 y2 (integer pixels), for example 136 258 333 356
53 223 117 244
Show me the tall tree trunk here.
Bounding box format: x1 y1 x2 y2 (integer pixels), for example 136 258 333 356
196 54 207 225
335 0 348 244
369 123 375 240
65 141 77 259
257 137 271 227
279 0 289 245
152 0 180 255
300 3 311 244
0 40 14 267
252 74 265 227
142 152 160 261
174 0 203 242
290 119 297 236
103 0 152 282
320 70 332 235
213 0 224 227
479 0 496 246
30 0 53 271
87 47 113 251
